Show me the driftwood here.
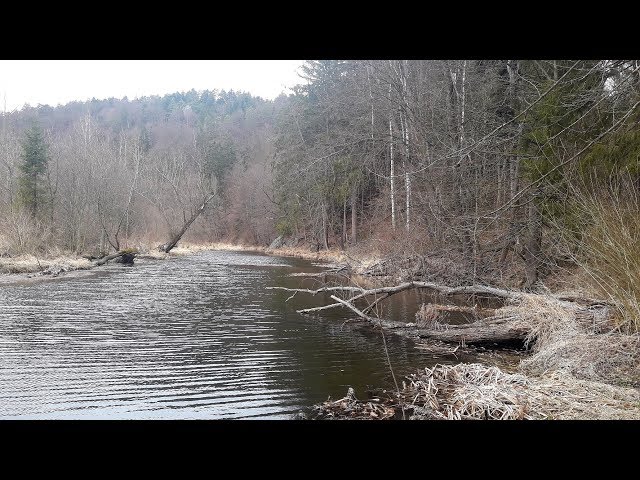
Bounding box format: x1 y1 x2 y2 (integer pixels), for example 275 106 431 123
415 315 530 345
269 280 609 347
93 250 137 266
268 281 519 315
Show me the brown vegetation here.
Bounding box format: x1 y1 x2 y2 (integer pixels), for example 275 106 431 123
313 363 640 420
0 254 92 275
277 274 638 419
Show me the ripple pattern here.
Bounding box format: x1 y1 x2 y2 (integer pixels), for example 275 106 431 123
0 251 440 419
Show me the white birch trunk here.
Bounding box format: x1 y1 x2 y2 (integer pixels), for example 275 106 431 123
459 60 466 154
367 64 374 142
389 85 396 230
401 61 411 231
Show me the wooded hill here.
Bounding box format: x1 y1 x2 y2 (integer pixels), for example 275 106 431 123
2 60 640 332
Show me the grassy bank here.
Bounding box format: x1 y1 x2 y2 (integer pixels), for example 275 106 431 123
0 255 93 275
0 242 224 276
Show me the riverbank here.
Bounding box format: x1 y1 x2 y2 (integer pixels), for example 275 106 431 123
303 282 640 419
0 241 373 278
0 243 226 284
3 241 638 419
251 243 640 419
209 242 366 266
312 362 640 420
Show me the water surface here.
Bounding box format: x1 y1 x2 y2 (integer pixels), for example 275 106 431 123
0 250 474 419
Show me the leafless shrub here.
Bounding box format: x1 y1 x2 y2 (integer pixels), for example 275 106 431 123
0 209 52 255
559 174 640 333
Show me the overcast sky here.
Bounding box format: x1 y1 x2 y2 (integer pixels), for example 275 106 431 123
0 60 306 112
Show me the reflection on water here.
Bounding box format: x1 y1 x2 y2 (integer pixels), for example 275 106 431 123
0 250 467 419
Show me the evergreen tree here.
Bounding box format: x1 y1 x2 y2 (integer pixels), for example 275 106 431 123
18 122 49 218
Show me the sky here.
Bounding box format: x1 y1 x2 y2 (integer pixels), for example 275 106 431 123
0 60 306 112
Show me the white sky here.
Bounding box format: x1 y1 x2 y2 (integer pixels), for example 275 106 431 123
0 60 306 112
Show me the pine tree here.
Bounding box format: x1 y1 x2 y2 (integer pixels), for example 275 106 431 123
18 122 49 218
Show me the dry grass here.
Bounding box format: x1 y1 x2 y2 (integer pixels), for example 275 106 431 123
0 255 93 274
559 176 640 333
499 293 640 386
508 294 581 348
314 363 640 420
265 245 350 264
169 241 356 264
404 363 640 420
126 242 239 259
415 304 446 328
483 292 640 387
521 333 640 386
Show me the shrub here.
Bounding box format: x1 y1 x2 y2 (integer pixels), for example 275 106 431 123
562 174 640 333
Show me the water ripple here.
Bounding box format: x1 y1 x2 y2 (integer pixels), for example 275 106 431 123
0 250 443 419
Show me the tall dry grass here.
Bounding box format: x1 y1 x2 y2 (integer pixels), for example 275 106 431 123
561 174 640 333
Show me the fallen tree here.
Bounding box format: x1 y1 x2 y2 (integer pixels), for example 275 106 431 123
268 280 613 346
277 273 638 419
93 249 138 266
158 192 217 253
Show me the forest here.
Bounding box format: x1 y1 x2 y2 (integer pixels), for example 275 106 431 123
3 60 640 327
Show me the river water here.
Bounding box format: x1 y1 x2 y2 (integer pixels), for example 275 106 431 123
0 250 482 419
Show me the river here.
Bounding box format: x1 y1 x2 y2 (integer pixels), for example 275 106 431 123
0 250 492 419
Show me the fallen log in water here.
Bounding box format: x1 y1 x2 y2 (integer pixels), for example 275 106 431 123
93 250 137 266
419 303 496 317
268 280 612 347
415 314 530 345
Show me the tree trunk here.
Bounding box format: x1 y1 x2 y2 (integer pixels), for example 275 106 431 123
115 252 136 265
94 251 136 266
367 63 375 142
500 61 522 266
449 61 472 256
389 106 396 230
416 315 530 346
159 192 216 253
351 189 357 245
405 171 411 231
399 61 411 232
521 193 543 289
341 199 346 250
322 204 329 251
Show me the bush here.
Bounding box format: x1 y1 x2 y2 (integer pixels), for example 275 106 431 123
0 209 52 255
562 174 640 333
